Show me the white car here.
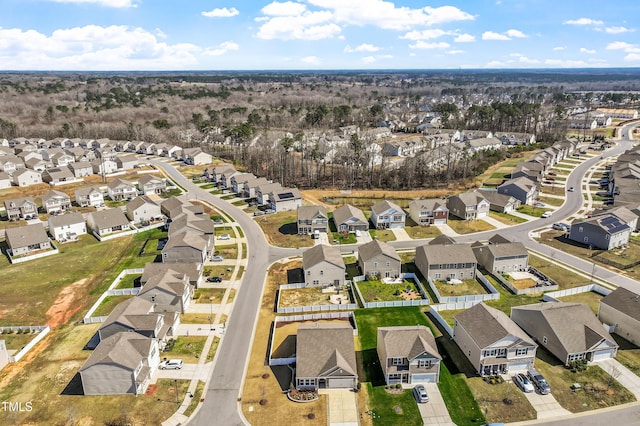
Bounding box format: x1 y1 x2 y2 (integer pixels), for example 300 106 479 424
413 384 429 403
211 255 224 262
159 359 183 370
541 212 552 218
217 233 231 240
513 373 534 393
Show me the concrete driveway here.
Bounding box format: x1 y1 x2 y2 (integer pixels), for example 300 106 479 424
418 384 456 426
522 390 570 419
152 362 211 383
319 389 359 426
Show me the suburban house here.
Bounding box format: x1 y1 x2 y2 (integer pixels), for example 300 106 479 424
302 244 346 287
268 187 303 212
377 326 442 384
86 208 131 237
141 262 203 289
511 302 618 365
181 148 212 165
256 182 282 205
137 269 193 313
168 212 215 236
68 161 94 178
230 173 256 194
357 239 401 279
79 332 160 395
107 179 138 201
48 212 87 242
511 161 543 184
115 154 139 171
4 197 38 220
40 190 72 215
370 200 406 229
332 204 368 233
12 168 42 187
476 190 521 213
408 199 449 226
598 287 640 346
414 241 477 281
497 177 539 206
74 186 105 208
242 177 269 198
295 323 358 390
94 297 178 350
161 231 213 264
0 172 11 189
92 158 118 175
4 223 53 257
471 236 529 273
138 174 167 195
454 303 537 376
297 206 328 235
203 164 235 184
568 213 631 250
592 206 639 233
126 196 162 224
42 166 76 185
447 192 490 220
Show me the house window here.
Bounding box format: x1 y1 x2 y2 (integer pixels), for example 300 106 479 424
386 262 390 267
307 271 311 276
542 336 548 344
374 262 378 268
391 358 404 366
515 348 528 356
579 226 583 233
417 360 432 368
435 273 441 279
568 353 586 362
312 280 319 286
320 270 324 275
583 237 589 243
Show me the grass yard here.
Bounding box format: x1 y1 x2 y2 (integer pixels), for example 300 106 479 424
331 231 357 245
357 280 422 303
368 229 397 242
183 380 205 417
199 183 217 189
613 336 640 377
214 244 238 259
537 196 565 207
366 384 422 426
0 331 40 350
278 287 351 308
115 274 141 289
204 265 234 278
434 279 488 297
91 295 135 317
534 348 636 412
446 217 495 234
558 292 603 315
255 211 314 248
516 205 553 217
528 254 590 289
161 336 207 363
489 211 528 225
404 225 442 239
433 309 465 328
241 259 328 426
206 336 220 362
180 313 214 324
355 307 484 426
484 273 545 315
466 378 536 423
193 288 227 304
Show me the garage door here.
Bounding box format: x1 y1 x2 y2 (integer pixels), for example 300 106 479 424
390 222 403 229
434 219 447 225
328 378 354 388
592 349 615 361
412 373 437 383
508 361 530 371
477 211 488 218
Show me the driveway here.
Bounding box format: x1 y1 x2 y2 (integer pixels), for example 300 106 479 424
418 384 456 426
522 390 571 419
594 358 640 399
152 362 211 383
319 389 359 426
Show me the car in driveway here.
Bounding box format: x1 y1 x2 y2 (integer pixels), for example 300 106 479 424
207 276 222 283
217 233 231 240
527 368 551 394
552 223 569 231
159 359 183 370
413 384 429 403
211 255 224 262
513 373 535 393
541 211 552 218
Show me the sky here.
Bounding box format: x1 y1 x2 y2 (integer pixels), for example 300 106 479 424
1 0 639 71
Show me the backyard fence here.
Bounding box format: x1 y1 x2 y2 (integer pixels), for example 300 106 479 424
6 244 59 264
0 326 51 363
426 270 499 304
276 282 358 313
83 268 145 323
489 269 558 296
542 284 611 302
352 273 432 309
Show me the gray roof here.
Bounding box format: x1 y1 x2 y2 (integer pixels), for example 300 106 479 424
88 208 129 229
141 262 201 286
4 197 36 209
100 297 158 332
138 269 189 299
455 303 535 349
499 176 536 193
378 325 441 361
296 323 357 379
272 187 301 202
163 230 210 251
332 204 367 226
483 240 528 259
476 189 517 207
107 178 135 190
595 206 639 225
371 199 403 216
600 287 640 322
297 205 327 221
79 332 152 372
303 244 345 270
452 191 488 207
168 212 214 236
428 235 456 246
49 212 85 228
512 302 616 354
408 198 447 212
126 195 159 212
75 186 102 197
5 223 49 248
40 189 70 203
358 239 400 262
138 174 164 186
417 243 477 265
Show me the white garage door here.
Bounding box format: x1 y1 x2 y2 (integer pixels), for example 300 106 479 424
328 378 354 388
508 361 530 371
434 219 447 225
477 211 488 218
592 349 615 361
412 373 437 384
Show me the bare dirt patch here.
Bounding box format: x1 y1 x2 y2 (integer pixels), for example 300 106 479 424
45 278 87 328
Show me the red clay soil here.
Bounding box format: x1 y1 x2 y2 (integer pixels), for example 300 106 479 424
45 278 87 328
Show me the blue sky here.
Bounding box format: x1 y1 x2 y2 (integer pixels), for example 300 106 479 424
1 0 639 70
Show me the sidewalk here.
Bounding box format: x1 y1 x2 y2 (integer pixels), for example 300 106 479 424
433 223 459 237
480 215 509 230
595 358 640 399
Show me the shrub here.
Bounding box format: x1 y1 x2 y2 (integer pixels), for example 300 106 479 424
395 383 402 389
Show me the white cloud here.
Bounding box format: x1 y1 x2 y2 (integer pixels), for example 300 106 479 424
552 46 566 51
202 7 239 18
454 33 475 42
625 53 640 61
261 1 307 16
301 55 321 65
447 50 464 55
580 47 596 54
505 29 527 38
401 29 451 41
544 58 590 67
0 25 232 70
203 41 239 56
344 43 381 53
409 41 450 49
256 11 341 40
606 41 640 59
48 0 138 7
564 18 603 26
482 31 510 41
605 26 634 34
362 56 376 64
485 60 506 68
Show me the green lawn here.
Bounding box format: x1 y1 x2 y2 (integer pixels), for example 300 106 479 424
516 205 552 217
355 308 484 426
368 229 397 242
92 295 135 317
357 280 422 303
434 279 488 297
0 331 40 350
558 292 603 315
161 336 207 363
404 225 442 239
193 288 227 304
537 196 565 207
366 384 422 426
484 273 545 315
115 274 141 289
528 255 590 289
331 231 357 245
489 211 528 225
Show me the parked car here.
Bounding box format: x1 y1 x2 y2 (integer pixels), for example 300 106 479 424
211 255 224 262
207 276 222 283
253 211 265 216
513 373 535 393
527 369 551 394
159 359 183 370
552 223 564 230
547 172 557 176
541 212 552 218
217 233 231 240
534 202 546 207
568 186 574 192
413 384 429 403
